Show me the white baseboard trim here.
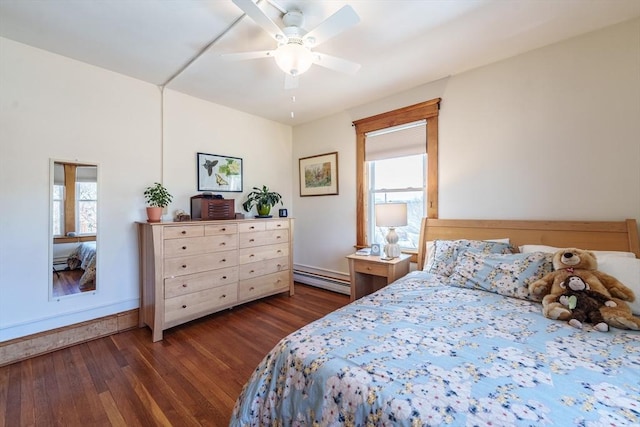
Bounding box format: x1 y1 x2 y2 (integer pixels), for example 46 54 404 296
293 265 350 295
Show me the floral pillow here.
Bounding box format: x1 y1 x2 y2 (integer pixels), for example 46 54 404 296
424 239 514 277
448 250 554 301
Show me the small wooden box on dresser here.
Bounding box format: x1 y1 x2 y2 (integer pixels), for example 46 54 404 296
137 218 293 341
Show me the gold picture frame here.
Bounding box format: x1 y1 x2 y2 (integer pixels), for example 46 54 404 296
299 152 339 197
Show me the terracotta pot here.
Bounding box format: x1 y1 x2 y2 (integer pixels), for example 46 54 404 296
146 207 162 223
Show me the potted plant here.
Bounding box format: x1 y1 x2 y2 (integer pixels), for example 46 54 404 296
144 182 173 222
242 185 283 217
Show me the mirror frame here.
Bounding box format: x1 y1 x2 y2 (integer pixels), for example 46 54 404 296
49 158 100 301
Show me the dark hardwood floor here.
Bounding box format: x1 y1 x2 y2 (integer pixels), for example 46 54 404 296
0 284 349 427
52 269 94 297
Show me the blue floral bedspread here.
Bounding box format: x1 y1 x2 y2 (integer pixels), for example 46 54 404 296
231 271 640 426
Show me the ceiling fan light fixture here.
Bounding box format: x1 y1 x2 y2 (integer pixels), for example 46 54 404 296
274 42 314 76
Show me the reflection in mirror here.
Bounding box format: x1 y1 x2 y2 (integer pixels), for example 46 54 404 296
50 160 98 299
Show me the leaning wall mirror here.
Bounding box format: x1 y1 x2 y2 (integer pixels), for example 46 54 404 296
49 160 98 300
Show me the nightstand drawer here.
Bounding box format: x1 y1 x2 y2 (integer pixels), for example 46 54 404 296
353 260 388 276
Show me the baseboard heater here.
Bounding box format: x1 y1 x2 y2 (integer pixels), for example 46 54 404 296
293 270 350 295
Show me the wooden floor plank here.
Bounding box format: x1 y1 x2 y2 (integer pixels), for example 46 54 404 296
0 284 349 427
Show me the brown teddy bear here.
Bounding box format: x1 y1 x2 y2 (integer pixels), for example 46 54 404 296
528 248 640 330
558 275 617 331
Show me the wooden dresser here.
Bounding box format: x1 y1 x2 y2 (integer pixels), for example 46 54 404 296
137 218 293 341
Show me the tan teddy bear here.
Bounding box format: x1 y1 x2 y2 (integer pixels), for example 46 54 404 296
528 248 640 330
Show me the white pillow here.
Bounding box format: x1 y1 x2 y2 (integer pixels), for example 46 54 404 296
519 244 636 259
597 256 640 315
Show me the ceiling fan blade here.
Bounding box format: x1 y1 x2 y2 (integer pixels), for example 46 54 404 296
232 0 286 41
221 50 275 61
303 5 360 47
284 74 298 90
313 52 361 75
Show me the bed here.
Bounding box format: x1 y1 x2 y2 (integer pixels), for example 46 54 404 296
67 241 97 290
230 219 640 426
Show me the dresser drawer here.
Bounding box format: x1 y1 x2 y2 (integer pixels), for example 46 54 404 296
266 220 289 230
239 229 288 248
205 223 238 235
238 221 266 233
353 260 388 277
238 242 289 264
164 250 238 277
164 266 238 299
238 256 289 281
164 283 237 325
238 270 289 301
163 225 204 239
164 234 238 257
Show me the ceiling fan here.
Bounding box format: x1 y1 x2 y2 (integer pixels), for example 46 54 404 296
226 0 361 89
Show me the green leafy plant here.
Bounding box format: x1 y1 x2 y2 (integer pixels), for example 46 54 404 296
144 182 173 208
242 185 283 216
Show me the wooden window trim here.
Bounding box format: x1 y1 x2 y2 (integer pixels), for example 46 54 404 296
352 98 440 247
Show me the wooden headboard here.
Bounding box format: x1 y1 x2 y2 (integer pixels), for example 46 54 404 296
417 218 640 270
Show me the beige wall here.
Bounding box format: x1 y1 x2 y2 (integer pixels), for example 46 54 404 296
292 18 640 278
0 38 293 341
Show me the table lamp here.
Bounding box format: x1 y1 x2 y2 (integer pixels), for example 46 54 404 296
375 203 407 259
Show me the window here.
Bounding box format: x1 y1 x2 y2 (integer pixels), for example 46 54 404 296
52 184 64 237
368 154 425 249
76 181 97 234
353 98 440 249
53 162 97 238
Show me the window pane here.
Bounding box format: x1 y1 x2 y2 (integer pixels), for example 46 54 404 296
52 185 64 236
372 155 424 190
76 182 97 234
372 191 423 249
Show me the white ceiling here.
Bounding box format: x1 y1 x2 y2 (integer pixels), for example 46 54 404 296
1 0 639 126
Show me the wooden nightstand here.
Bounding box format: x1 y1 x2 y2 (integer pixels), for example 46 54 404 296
346 253 411 301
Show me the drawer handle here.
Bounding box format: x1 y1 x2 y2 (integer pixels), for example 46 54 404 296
250 269 255 273
276 224 281 227
182 304 187 309
276 279 282 283
221 294 226 298
182 246 187 250
276 236 281 239
182 284 187 288
181 230 186 235
367 267 372 271
249 254 255 258
182 264 187 269
249 286 255 291
249 238 255 242
250 226 255 230
276 264 282 268
221 228 226 231
222 276 227 279
277 250 282 253
221 259 226 262
220 242 226 246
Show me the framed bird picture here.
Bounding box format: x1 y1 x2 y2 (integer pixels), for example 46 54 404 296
197 152 243 192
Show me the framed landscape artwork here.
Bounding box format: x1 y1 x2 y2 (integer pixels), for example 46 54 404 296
299 152 339 197
197 152 243 192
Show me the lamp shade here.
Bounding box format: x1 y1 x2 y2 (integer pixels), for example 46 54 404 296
274 42 314 76
375 203 407 227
